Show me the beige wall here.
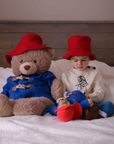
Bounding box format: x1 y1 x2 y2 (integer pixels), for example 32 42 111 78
0 0 114 21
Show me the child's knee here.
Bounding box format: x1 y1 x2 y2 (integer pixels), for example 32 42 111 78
97 101 114 117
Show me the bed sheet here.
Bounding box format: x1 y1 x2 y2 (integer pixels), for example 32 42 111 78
0 115 114 144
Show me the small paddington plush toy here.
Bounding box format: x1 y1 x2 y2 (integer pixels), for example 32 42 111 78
49 90 94 122
0 33 63 117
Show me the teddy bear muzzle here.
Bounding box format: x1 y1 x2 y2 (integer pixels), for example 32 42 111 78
19 62 37 75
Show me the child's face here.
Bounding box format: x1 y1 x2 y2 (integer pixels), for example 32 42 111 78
70 56 90 71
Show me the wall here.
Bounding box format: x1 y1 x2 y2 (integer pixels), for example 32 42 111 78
0 0 114 21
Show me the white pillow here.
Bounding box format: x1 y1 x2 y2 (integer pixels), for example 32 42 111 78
0 67 14 93
49 59 72 80
0 59 114 103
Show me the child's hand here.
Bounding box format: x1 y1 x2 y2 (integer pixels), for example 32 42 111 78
64 91 72 98
86 95 90 99
88 99 93 107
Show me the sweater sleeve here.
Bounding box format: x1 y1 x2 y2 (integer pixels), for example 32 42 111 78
42 71 55 87
87 72 105 105
1 76 12 97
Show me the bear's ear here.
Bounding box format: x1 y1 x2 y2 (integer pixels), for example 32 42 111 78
48 49 55 60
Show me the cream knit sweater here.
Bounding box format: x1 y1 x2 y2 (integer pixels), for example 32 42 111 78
61 66 105 105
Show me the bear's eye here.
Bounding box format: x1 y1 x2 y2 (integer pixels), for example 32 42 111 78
20 60 23 63
34 60 37 63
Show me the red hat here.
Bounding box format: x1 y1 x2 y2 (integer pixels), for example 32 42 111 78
55 102 82 122
6 33 52 65
63 35 96 60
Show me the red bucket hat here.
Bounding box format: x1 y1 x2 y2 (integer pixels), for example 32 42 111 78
63 35 96 60
55 102 82 122
6 33 52 65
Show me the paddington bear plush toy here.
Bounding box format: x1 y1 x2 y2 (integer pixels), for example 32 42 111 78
49 90 94 122
0 33 63 117
50 90 114 122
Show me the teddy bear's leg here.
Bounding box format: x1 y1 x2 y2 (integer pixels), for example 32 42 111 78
0 94 13 117
51 79 63 100
13 97 55 116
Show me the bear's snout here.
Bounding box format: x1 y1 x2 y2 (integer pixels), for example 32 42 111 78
24 65 31 71
19 62 37 75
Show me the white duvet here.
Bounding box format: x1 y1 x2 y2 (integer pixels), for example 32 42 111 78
0 59 114 144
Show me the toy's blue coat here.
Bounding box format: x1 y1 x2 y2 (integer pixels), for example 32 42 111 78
1 71 56 103
66 90 90 109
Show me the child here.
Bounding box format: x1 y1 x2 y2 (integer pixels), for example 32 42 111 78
61 35 114 118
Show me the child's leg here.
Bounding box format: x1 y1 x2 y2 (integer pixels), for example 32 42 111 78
97 101 114 117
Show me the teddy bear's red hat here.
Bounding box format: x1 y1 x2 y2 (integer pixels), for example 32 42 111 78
6 33 52 65
55 102 82 122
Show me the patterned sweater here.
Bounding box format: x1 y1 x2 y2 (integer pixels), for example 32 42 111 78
61 66 105 105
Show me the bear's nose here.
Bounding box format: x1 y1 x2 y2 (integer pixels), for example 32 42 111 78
24 65 31 71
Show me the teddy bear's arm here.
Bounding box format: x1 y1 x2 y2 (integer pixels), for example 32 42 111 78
51 79 63 100
41 71 63 100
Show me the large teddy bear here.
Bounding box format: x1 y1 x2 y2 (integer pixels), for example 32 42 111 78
0 33 63 117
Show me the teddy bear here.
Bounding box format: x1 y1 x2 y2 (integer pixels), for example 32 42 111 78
49 90 94 122
0 33 63 117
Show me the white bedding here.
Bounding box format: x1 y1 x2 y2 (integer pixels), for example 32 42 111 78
0 59 114 144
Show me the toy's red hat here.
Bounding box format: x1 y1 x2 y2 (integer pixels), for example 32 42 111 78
6 33 52 65
63 35 96 60
55 102 82 122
